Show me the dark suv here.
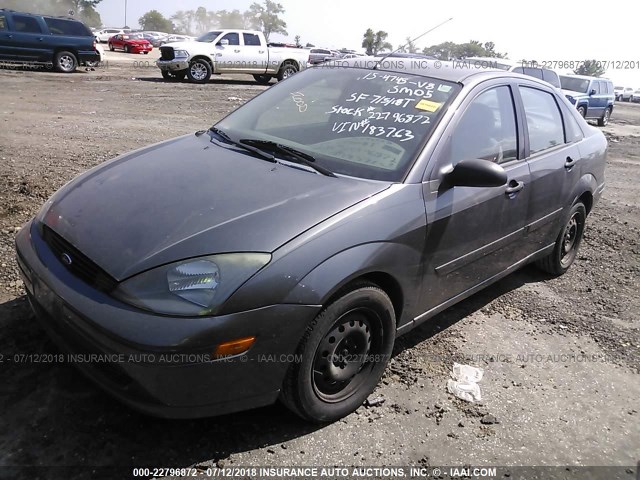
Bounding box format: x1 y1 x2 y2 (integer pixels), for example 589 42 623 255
559 75 615 126
0 9 99 73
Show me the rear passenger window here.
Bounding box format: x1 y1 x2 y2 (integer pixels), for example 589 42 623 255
522 67 544 80
0 14 6 30
519 87 565 154
44 18 90 36
542 70 561 88
243 33 260 46
449 86 518 165
13 15 43 33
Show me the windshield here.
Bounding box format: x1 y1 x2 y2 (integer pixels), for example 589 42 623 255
560 76 590 93
197 31 222 43
215 67 460 181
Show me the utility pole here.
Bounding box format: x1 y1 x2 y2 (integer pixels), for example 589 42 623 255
124 0 128 27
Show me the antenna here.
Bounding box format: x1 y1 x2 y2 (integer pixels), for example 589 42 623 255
373 17 454 69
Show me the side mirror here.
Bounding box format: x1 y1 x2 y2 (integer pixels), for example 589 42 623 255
589 89 596 96
445 159 507 188
218 39 229 46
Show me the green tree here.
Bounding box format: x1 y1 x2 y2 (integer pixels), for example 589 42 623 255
422 40 506 60
171 10 194 35
294 35 301 47
248 0 287 41
78 4 101 27
139 10 173 33
0 0 102 20
574 60 606 77
216 9 252 29
362 29 392 56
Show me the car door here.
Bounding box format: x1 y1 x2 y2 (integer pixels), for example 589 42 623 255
237 32 269 73
111 34 124 50
515 83 583 252
6 13 47 61
0 11 13 60
418 82 531 313
214 31 242 73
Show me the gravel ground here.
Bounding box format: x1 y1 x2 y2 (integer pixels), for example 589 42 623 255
0 53 638 479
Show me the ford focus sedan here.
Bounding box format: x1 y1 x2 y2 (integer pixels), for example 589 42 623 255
15 60 606 423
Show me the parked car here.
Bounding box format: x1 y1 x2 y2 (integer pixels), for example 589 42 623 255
16 60 606 422
0 8 99 72
614 86 634 101
141 32 168 48
108 33 152 54
95 28 124 43
460 57 561 88
308 48 340 64
631 89 640 103
158 34 194 46
559 75 615 126
156 29 309 84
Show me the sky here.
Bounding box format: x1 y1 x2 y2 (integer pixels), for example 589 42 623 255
97 0 640 87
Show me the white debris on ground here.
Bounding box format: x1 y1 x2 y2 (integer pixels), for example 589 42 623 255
447 363 484 402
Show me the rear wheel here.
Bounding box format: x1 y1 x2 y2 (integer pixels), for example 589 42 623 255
253 74 273 85
54 51 77 73
535 202 586 276
187 58 212 84
280 284 396 423
598 107 611 126
277 61 298 81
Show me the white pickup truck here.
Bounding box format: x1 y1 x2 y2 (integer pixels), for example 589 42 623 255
156 29 309 84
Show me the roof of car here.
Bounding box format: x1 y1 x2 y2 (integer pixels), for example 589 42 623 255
560 73 612 82
320 57 506 84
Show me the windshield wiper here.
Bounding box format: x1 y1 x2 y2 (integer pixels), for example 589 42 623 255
239 139 337 177
209 127 276 163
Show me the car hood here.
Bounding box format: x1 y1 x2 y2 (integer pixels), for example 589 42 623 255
41 133 390 281
162 41 196 50
561 89 587 97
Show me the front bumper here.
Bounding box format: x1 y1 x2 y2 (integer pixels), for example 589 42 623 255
129 45 153 54
156 59 189 71
15 221 320 418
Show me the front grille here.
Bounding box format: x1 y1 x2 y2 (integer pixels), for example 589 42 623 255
160 47 174 61
42 225 118 292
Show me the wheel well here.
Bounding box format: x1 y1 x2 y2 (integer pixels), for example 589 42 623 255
328 272 404 321
54 48 78 58
578 191 593 215
281 59 299 69
191 55 213 68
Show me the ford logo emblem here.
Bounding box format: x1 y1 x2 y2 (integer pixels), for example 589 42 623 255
61 253 73 266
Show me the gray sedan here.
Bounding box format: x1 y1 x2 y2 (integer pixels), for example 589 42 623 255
15 59 606 423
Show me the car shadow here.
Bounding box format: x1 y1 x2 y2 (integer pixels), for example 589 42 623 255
136 77 270 87
0 265 550 478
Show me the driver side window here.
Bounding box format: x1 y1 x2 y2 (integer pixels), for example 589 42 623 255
219 32 240 45
449 86 518 165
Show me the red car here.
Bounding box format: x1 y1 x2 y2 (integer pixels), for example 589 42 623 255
108 33 153 54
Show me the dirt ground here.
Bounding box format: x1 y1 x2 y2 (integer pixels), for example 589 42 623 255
0 52 638 479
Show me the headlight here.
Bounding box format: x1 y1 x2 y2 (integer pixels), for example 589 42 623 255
113 253 270 316
174 50 189 58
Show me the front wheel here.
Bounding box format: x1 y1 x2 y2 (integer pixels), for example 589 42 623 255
187 59 212 84
280 284 396 423
277 62 298 81
576 105 586 118
54 51 77 73
535 202 586 276
124 45 131 54
108 43 114 52
598 107 611 126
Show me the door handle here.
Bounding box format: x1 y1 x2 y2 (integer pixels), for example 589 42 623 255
38 37 44 41
505 180 524 195
565 156 578 169
259 50 265 54
234 49 241 53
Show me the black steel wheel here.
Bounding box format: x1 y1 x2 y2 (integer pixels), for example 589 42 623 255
281 284 395 423
536 202 586 275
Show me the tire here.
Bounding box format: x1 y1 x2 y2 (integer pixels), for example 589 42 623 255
280 284 396 423
576 105 586 118
108 43 114 52
187 58 212 84
124 45 131 54
54 51 77 73
535 202 586 276
253 74 273 85
598 107 611 126
277 61 298 82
